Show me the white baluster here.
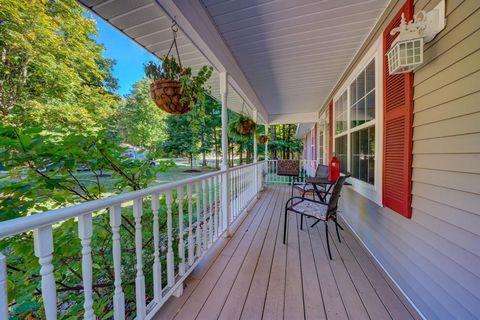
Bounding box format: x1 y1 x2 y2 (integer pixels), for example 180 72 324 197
195 181 201 257
234 171 238 218
0 253 8 319
177 186 185 276
165 191 175 288
151 194 162 302
109 205 125 320
133 199 146 319
78 213 95 320
221 170 230 237
202 179 208 251
208 178 213 245
214 176 219 240
33 226 57 320
187 184 194 266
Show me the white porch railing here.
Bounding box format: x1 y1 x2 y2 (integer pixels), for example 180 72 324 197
265 160 318 184
0 162 265 320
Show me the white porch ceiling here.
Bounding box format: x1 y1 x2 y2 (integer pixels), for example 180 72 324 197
79 0 389 124
201 0 389 116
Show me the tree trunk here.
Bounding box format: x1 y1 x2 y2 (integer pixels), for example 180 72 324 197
271 125 276 159
239 144 243 165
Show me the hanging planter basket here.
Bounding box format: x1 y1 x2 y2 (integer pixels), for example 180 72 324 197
229 112 256 137
238 118 256 135
145 20 212 115
258 135 268 144
150 79 191 114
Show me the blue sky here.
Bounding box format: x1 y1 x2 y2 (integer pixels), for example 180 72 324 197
92 14 159 96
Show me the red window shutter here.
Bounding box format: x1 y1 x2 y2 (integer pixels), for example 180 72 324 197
328 100 333 159
382 0 414 218
314 124 317 160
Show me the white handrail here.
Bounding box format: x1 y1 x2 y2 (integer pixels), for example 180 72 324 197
0 161 265 320
0 162 259 238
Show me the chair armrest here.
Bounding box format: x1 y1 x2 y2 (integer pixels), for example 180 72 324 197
285 196 328 208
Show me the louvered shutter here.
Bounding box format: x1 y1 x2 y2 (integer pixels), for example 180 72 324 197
382 0 414 218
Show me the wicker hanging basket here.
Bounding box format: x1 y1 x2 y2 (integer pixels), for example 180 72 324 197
237 118 256 135
150 79 191 114
258 135 268 144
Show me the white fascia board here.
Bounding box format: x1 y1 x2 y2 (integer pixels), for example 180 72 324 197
269 112 318 125
156 0 269 122
295 122 315 138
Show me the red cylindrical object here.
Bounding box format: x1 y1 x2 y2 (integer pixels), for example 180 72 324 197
328 156 340 182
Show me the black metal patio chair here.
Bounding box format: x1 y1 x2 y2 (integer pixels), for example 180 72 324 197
293 164 329 198
283 174 349 260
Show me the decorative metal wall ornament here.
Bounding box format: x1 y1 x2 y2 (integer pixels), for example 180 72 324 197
386 0 446 75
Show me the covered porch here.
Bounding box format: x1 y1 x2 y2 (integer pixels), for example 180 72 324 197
1 0 479 318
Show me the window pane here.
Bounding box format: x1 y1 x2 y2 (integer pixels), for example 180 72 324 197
350 126 375 185
356 70 365 98
368 127 375 184
350 102 357 129
357 97 366 127
350 81 357 104
335 91 348 134
366 90 375 121
366 60 375 93
335 135 347 174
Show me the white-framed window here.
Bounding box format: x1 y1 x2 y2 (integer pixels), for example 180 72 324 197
332 36 383 204
334 58 376 185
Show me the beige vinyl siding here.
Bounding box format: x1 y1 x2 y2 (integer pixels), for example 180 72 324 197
325 0 480 319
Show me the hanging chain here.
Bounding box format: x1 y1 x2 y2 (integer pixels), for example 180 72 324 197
166 17 182 68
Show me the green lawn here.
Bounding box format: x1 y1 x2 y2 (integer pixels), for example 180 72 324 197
0 164 218 194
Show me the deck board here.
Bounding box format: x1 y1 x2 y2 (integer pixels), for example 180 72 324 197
154 186 417 320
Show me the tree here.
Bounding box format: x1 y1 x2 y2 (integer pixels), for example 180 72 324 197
162 112 198 166
193 96 221 167
116 79 167 152
267 124 302 159
161 95 221 167
0 0 118 131
0 124 174 318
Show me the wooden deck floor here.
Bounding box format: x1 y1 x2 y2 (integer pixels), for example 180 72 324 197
154 185 419 320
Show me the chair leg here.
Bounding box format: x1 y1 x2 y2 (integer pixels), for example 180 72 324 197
325 222 332 260
300 215 304 230
283 209 288 244
336 221 344 230
335 218 341 243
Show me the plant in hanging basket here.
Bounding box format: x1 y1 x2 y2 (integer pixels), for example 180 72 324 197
145 56 213 114
229 113 256 136
258 135 268 144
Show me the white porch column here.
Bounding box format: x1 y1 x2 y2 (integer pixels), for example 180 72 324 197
264 124 268 160
220 72 231 236
253 111 259 197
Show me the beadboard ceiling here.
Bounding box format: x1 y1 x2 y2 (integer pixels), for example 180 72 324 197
201 0 389 116
79 0 389 123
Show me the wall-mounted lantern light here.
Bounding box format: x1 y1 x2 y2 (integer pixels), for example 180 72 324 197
387 0 446 75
